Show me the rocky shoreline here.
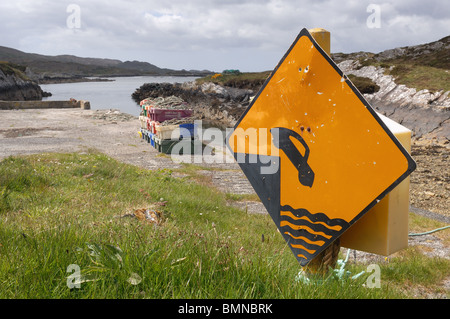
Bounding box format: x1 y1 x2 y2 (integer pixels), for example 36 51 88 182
0 68 51 101
37 76 115 84
132 67 449 144
132 81 254 129
338 60 449 144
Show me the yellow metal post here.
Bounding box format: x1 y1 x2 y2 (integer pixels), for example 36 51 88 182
309 28 331 55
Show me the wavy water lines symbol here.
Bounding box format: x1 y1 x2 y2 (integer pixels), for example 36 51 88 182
279 205 350 261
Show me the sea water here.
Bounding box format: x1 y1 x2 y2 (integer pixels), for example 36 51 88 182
41 76 199 117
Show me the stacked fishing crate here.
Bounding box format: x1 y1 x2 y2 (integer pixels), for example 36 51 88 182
139 96 199 155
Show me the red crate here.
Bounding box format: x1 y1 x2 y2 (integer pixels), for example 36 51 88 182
151 120 159 134
149 108 192 123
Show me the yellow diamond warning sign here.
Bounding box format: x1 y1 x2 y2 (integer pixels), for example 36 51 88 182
226 28 416 266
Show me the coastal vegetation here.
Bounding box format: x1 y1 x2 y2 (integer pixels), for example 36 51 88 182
195 34 449 95
195 33 449 95
196 71 272 91
0 61 30 81
0 61 51 101
195 70 381 95
0 152 448 298
374 62 448 93
350 35 449 92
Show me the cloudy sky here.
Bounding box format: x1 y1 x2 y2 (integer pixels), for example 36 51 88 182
0 0 449 72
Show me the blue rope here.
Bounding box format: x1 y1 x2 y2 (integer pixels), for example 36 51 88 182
296 225 450 285
408 225 450 236
295 249 365 285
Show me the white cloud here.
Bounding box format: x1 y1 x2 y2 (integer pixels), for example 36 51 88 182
0 0 448 71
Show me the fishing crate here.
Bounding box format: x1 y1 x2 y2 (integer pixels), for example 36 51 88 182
154 137 203 155
148 108 192 123
155 125 179 140
144 130 152 144
139 116 147 130
149 132 155 147
155 123 198 140
179 123 198 139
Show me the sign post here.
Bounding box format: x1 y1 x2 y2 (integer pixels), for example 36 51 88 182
226 28 416 273
303 28 340 275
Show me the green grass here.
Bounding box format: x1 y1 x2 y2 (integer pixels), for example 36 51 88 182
347 74 380 94
195 71 271 91
0 152 448 298
196 70 382 96
386 63 450 92
357 58 449 93
196 46 449 95
225 193 261 202
0 61 30 81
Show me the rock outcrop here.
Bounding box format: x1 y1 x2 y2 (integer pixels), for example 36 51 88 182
132 81 253 128
0 67 49 101
338 60 449 143
134 72 449 144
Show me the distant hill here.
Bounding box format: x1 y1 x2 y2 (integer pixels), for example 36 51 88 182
0 46 213 83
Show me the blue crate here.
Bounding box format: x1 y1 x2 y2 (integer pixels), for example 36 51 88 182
142 129 149 142
146 131 152 144
150 132 155 147
179 123 198 139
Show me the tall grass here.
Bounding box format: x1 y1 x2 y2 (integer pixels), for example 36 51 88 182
0 153 447 298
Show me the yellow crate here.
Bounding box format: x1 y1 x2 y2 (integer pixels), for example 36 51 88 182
155 124 180 140
138 116 147 129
